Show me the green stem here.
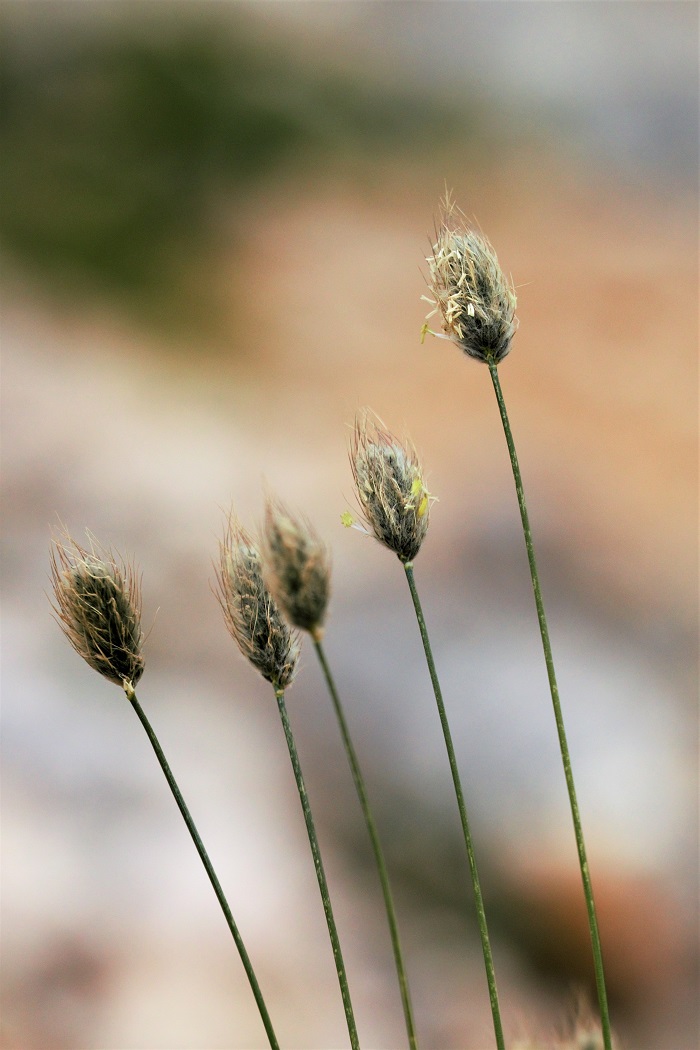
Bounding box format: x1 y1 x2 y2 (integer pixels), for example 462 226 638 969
274 688 360 1050
125 685 280 1050
487 359 612 1050
313 637 418 1050
402 565 505 1050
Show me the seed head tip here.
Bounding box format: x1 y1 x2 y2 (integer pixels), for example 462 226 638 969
424 195 518 365
216 514 299 691
49 529 145 689
350 410 434 563
261 495 331 636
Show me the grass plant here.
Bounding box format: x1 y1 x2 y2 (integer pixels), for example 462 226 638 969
262 495 418 1050
423 195 612 1050
47 196 621 1049
216 515 360 1050
49 530 280 1050
346 411 506 1050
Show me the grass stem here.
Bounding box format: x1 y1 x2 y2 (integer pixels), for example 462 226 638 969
313 637 418 1049
126 686 280 1050
486 358 612 1050
402 564 505 1050
274 687 360 1050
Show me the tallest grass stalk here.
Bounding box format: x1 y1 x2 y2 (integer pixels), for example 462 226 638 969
486 358 611 1049
423 195 612 1050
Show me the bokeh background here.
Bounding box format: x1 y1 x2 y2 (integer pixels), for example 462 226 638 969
1 2 697 1048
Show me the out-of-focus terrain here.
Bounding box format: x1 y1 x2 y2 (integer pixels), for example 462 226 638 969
1 4 697 1049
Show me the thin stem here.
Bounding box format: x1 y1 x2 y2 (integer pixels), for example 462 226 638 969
487 358 612 1050
274 688 360 1050
313 637 418 1050
125 686 280 1050
402 564 505 1050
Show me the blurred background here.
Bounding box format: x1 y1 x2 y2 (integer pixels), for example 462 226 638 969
1 2 697 1048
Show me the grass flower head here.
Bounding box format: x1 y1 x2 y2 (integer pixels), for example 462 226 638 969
424 195 517 364
350 411 434 564
262 495 331 641
49 530 144 689
216 515 299 691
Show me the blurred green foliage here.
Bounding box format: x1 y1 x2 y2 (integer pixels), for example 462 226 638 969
0 13 466 327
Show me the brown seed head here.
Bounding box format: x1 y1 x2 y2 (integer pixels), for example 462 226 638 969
262 496 331 640
424 195 518 364
350 411 434 564
216 515 299 691
49 531 145 689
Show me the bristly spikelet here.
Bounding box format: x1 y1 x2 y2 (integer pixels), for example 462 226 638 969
424 194 518 365
216 515 299 691
350 411 434 564
262 496 331 641
49 531 145 689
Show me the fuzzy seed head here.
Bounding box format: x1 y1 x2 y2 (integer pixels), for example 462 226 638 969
216 516 299 691
350 411 434 564
49 532 145 689
262 496 331 639
424 195 518 364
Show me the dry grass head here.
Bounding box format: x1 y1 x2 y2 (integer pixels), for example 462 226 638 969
262 495 330 641
216 514 299 692
350 410 434 564
49 530 144 690
424 193 518 365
